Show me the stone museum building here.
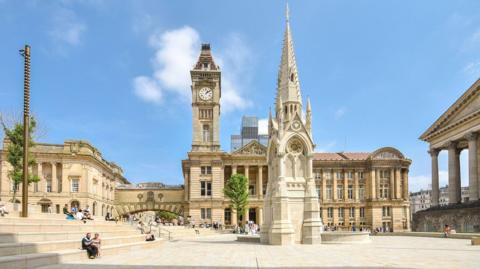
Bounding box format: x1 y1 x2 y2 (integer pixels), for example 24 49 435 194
0 8 412 235
415 78 480 233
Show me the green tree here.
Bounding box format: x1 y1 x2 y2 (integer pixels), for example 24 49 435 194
0 116 39 203
156 210 178 222
223 173 249 225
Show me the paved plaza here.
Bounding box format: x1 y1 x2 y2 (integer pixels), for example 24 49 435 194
38 234 480 269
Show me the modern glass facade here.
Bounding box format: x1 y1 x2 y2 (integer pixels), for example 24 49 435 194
230 116 268 152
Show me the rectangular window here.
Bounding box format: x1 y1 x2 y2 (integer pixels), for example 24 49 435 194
324 172 331 180
46 180 52 193
200 181 212 196
314 170 322 180
71 179 79 193
316 186 321 199
199 109 213 119
359 171 364 179
249 185 255 195
348 185 353 199
347 172 353 179
337 185 344 200
338 207 344 218
224 208 231 225
201 166 212 175
336 172 344 179
327 207 334 218
201 208 212 219
326 185 332 200
382 206 391 217
360 207 365 218
349 207 355 218
359 185 365 201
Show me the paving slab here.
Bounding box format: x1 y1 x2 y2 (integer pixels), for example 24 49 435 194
37 234 480 269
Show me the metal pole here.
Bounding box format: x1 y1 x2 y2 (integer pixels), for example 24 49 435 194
21 45 30 218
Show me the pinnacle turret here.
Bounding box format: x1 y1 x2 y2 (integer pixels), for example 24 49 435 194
276 4 302 109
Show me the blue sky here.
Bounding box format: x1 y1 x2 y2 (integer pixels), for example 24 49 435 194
1 0 480 191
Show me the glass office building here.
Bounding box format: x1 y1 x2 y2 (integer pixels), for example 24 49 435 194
230 116 268 152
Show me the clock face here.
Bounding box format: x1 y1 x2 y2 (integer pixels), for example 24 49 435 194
199 87 213 101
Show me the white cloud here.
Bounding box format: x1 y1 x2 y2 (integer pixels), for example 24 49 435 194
133 76 162 104
334 107 347 120
463 61 480 76
49 8 86 46
409 170 449 192
134 26 252 112
258 118 268 135
150 26 200 97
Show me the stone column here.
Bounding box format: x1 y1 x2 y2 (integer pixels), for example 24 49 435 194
257 166 263 199
370 169 376 200
395 168 401 199
390 168 395 199
343 171 348 200
467 133 479 201
322 171 327 201
429 149 440 206
333 171 338 201
38 162 44 192
258 207 263 226
51 163 57 193
232 165 237 175
448 142 461 204
244 166 249 178
403 169 409 200
354 171 359 201
62 164 69 193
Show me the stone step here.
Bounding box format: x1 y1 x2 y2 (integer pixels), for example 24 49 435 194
0 217 120 225
0 229 139 243
0 234 146 257
0 223 131 233
0 239 164 269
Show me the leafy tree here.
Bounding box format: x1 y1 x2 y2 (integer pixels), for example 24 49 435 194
223 173 249 225
0 116 39 203
156 210 178 222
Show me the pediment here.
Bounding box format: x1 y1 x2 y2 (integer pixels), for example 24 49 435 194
285 113 314 144
232 140 267 155
420 79 480 141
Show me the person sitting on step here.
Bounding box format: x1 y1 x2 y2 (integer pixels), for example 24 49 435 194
92 233 102 257
0 200 8 217
81 233 98 259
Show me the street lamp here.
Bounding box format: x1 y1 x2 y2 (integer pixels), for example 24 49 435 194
19 45 30 218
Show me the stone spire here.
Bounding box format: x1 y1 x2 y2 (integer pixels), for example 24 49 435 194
276 3 302 108
306 97 312 135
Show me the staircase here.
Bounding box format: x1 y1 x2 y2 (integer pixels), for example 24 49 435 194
0 214 163 269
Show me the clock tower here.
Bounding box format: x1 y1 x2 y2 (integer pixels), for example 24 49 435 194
190 44 221 152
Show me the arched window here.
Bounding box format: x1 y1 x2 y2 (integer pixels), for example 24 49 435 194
203 124 210 142
290 73 294 82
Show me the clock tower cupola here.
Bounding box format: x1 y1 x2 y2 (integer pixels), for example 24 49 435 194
190 44 221 152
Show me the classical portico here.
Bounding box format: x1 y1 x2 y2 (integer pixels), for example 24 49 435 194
420 78 480 205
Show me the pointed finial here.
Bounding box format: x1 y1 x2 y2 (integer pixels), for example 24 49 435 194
286 2 290 22
307 96 311 112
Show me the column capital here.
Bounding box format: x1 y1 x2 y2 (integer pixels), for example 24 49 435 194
428 148 440 157
445 140 458 150
466 132 478 141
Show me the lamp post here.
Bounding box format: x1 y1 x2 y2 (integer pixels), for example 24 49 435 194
20 45 30 218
